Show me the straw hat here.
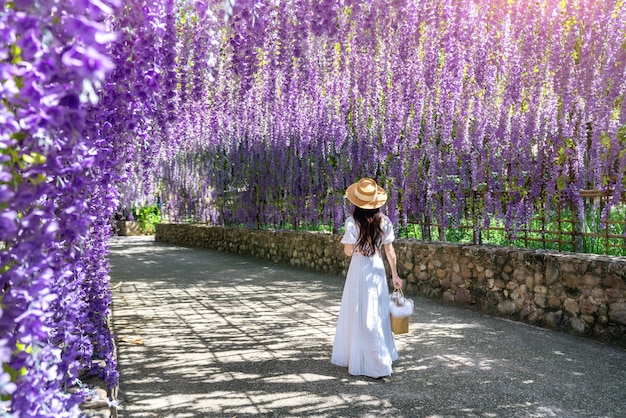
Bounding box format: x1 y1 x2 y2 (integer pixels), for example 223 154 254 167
345 178 388 209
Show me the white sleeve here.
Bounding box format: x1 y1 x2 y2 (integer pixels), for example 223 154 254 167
381 216 395 244
340 217 358 244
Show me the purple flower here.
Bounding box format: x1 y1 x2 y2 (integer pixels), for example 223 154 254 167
4 0 626 414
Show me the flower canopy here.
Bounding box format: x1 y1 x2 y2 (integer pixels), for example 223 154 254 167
159 0 626 236
1 0 625 415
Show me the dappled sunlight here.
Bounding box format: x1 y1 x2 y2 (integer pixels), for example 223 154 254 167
412 321 483 339
110 237 626 417
433 354 496 370
261 373 335 384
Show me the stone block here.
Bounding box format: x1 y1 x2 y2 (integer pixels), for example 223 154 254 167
530 308 545 323
582 274 601 287
451 273 464 286
543 310 565 330
564 298 579 315
418 284 432 296
579 298 598 315
547 283 564 297
497 300 516 316
510 287 526 307
545 260 560 285
561 262 578 274
606 288 624 301
563 273 581 288
443 291 455 302
609 303 626 326
547 296 562 309
519 303 535 319
533 293 547 308
456 287 473 305
460 266 472 279
521 304 543 323
603 274 626 290
568 318 586 335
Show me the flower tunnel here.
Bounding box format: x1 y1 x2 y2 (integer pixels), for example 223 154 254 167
1 0 625 415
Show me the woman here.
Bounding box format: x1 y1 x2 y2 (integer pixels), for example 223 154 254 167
331 178 403 379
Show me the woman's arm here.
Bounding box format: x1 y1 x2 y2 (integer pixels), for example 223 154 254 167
384 242 403 289
344 243 354 257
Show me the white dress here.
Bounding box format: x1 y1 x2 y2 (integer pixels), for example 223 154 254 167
331 215 398 378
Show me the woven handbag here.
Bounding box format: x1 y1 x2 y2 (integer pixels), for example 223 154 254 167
390 314 409 334
389 288 413 335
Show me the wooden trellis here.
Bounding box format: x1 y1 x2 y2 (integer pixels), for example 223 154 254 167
405 189 626 256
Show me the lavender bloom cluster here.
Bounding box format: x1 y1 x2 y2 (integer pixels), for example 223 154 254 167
0 0 187 415
159 0 626 236
0 0 130 415
1 0 625 415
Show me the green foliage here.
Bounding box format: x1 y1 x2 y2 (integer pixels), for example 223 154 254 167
391 201 626 256
132 205 161 235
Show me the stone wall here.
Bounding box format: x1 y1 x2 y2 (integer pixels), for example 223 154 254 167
115 220 142 236
155 223 626 347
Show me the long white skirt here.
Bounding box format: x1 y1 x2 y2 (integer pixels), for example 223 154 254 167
331 251 398 378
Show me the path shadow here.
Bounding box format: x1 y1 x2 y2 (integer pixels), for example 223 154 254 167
109 236 626 418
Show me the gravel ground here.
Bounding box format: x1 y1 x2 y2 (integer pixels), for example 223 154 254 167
109 236 626 418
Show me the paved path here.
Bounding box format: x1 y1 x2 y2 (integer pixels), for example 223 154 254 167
109 236 626 418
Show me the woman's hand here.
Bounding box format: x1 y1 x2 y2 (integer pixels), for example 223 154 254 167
392 274 403 289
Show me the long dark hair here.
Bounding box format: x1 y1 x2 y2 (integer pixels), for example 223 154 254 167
353 207 383 257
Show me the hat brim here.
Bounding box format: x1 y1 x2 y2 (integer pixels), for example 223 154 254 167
345 182 388 209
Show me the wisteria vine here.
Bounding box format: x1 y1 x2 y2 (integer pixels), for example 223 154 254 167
1 0 626 416
0 0 199 416
159 0 626 236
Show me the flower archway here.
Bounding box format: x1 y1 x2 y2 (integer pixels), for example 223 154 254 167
1 0 625 415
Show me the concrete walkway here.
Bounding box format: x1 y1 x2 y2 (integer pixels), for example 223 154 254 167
109 236 626 418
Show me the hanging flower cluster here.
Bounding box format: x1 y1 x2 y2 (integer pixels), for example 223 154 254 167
0 0 190 415
0 0 128 415
158 0 626 236
1 0 625 415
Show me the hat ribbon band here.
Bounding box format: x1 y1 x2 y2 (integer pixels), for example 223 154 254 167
354 188 377 202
